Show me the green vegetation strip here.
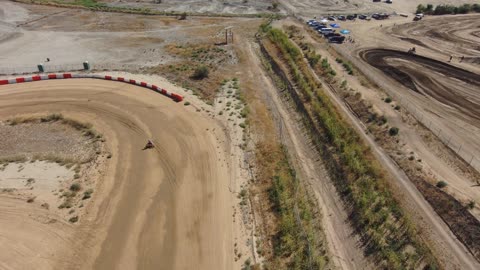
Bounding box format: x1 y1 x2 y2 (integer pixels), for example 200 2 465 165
416 3 480 15
263 27 437 268
267 146 329 269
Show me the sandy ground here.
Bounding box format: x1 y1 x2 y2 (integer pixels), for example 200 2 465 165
0 79 236 270
0 1 259 73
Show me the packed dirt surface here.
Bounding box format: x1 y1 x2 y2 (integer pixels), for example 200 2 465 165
0 79 234 270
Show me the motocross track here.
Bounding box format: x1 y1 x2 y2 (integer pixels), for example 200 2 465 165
360 49 480 124
389 14 480 67
0 79 233 270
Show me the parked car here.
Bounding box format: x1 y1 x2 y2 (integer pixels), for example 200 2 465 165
358 14 367 20
324 32 341 38
320 28 334 34
386 0 393 3
373 0 381 2
337 15 346 21
347 15 355 20
328 36 346 43
327 16 336 21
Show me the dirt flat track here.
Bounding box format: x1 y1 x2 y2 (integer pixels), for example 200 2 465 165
0 79 233 270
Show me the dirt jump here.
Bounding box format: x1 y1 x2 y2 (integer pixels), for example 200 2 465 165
0 79 233 270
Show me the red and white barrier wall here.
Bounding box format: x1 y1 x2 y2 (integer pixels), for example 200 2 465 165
0 73 184 102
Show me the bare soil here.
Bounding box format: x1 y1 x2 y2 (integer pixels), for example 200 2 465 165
0 79 238 270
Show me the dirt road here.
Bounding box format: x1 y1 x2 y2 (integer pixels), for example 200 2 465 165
0 79 233 270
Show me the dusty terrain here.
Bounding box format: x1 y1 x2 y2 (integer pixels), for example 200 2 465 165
0 79 235 270
0 1 257 73
2 0 480 269
100 0 480 16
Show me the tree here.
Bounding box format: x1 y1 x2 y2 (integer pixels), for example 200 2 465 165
426 4 433 13
416 4 426 14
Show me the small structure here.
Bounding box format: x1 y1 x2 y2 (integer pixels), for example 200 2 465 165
224 26 234 44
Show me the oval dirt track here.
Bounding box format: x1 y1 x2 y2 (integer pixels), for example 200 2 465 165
0 79 232 270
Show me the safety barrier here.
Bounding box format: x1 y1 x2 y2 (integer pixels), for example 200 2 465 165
0 73 184 102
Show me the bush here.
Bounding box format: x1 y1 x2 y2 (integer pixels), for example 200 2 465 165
192 66 209 79
69 216 79 223
384 97 392 103
389 127 399 136
70 183 82 192
83 189 94 200
436 181 448 188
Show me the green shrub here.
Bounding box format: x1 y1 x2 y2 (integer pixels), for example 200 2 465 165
385 97 392 103
82 189 94 200
69 216 79 223
192 65 209 79
436 181 448 188
70 183 81 192
389 127 399 136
